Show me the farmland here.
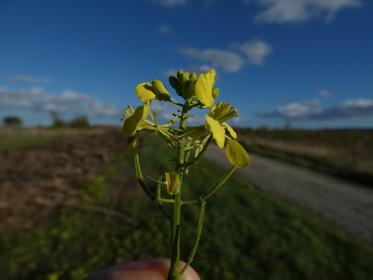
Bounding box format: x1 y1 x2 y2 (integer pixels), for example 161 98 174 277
1 127 373 279
240 128 373 186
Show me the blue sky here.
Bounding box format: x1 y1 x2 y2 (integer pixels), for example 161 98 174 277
0 0 372 128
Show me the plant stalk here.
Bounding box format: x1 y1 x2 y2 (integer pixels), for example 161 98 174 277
168 103 188 280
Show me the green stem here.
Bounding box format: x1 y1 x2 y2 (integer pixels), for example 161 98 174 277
180 199 206 275
202 166 237 201
134 153 171 221
169 103 188 280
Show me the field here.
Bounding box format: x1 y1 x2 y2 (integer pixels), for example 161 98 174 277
240 129 373 186
1 127 373 279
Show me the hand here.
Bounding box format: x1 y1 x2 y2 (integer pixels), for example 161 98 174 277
87 259 200 280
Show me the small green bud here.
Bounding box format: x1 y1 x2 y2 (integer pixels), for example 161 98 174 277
169 76 183 97
183 80 195 99
152 80 171 101
189 72 197 81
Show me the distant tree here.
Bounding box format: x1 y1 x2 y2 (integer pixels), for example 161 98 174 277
3 115 22 127
68 116 90 128
48 110 66 128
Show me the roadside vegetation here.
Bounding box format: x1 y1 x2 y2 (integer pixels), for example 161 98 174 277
240 128 373 186
1 130 373 279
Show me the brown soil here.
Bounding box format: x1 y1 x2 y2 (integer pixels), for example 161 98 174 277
0 128 126 233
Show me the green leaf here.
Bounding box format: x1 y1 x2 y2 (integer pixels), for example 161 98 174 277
224 138 250 168
136 82 156 103
152 80 171 101
122 104 150 136
205 115 225 148
195 69 216 107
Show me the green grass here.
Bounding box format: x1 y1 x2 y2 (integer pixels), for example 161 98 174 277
1 137 373 279
0 127 89 150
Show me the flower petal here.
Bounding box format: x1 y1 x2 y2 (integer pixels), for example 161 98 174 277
224 138 250 168
205 115 225 148
136 82 156 103
195 69 216 107
222 123 237 139
209 102 238 122
122 104 150 136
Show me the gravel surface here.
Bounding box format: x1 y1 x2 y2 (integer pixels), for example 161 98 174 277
206 146 373 242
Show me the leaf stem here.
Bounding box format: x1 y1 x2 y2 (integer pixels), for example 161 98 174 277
202 166 237 201
180 199 206 275
134 153 171 221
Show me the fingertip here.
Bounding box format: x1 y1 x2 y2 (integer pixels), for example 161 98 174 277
87 259 200 280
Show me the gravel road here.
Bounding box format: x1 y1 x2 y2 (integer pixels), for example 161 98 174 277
205 146 373 242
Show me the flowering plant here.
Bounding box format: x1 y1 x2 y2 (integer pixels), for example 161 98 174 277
122 68 250 279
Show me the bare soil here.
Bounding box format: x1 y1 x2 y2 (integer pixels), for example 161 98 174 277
0 128 125 233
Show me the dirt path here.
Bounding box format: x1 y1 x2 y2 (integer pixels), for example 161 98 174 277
205 146 373 242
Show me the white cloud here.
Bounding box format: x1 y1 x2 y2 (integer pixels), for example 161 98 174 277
6 74 49 84
278 102 310 118
261 98 373 120
0 87 120 118
177 39 272 73
177 47 245 72
158 24 172 34
319 89 333 97
157 0 187 8
253 0 362 24
235 39 272 65
343 99 373 108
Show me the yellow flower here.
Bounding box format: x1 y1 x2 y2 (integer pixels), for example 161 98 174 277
195 69 216 107
205 114 249 168
136 82 156 103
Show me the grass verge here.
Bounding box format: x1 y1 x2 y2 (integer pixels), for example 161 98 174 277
245 143 373 187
